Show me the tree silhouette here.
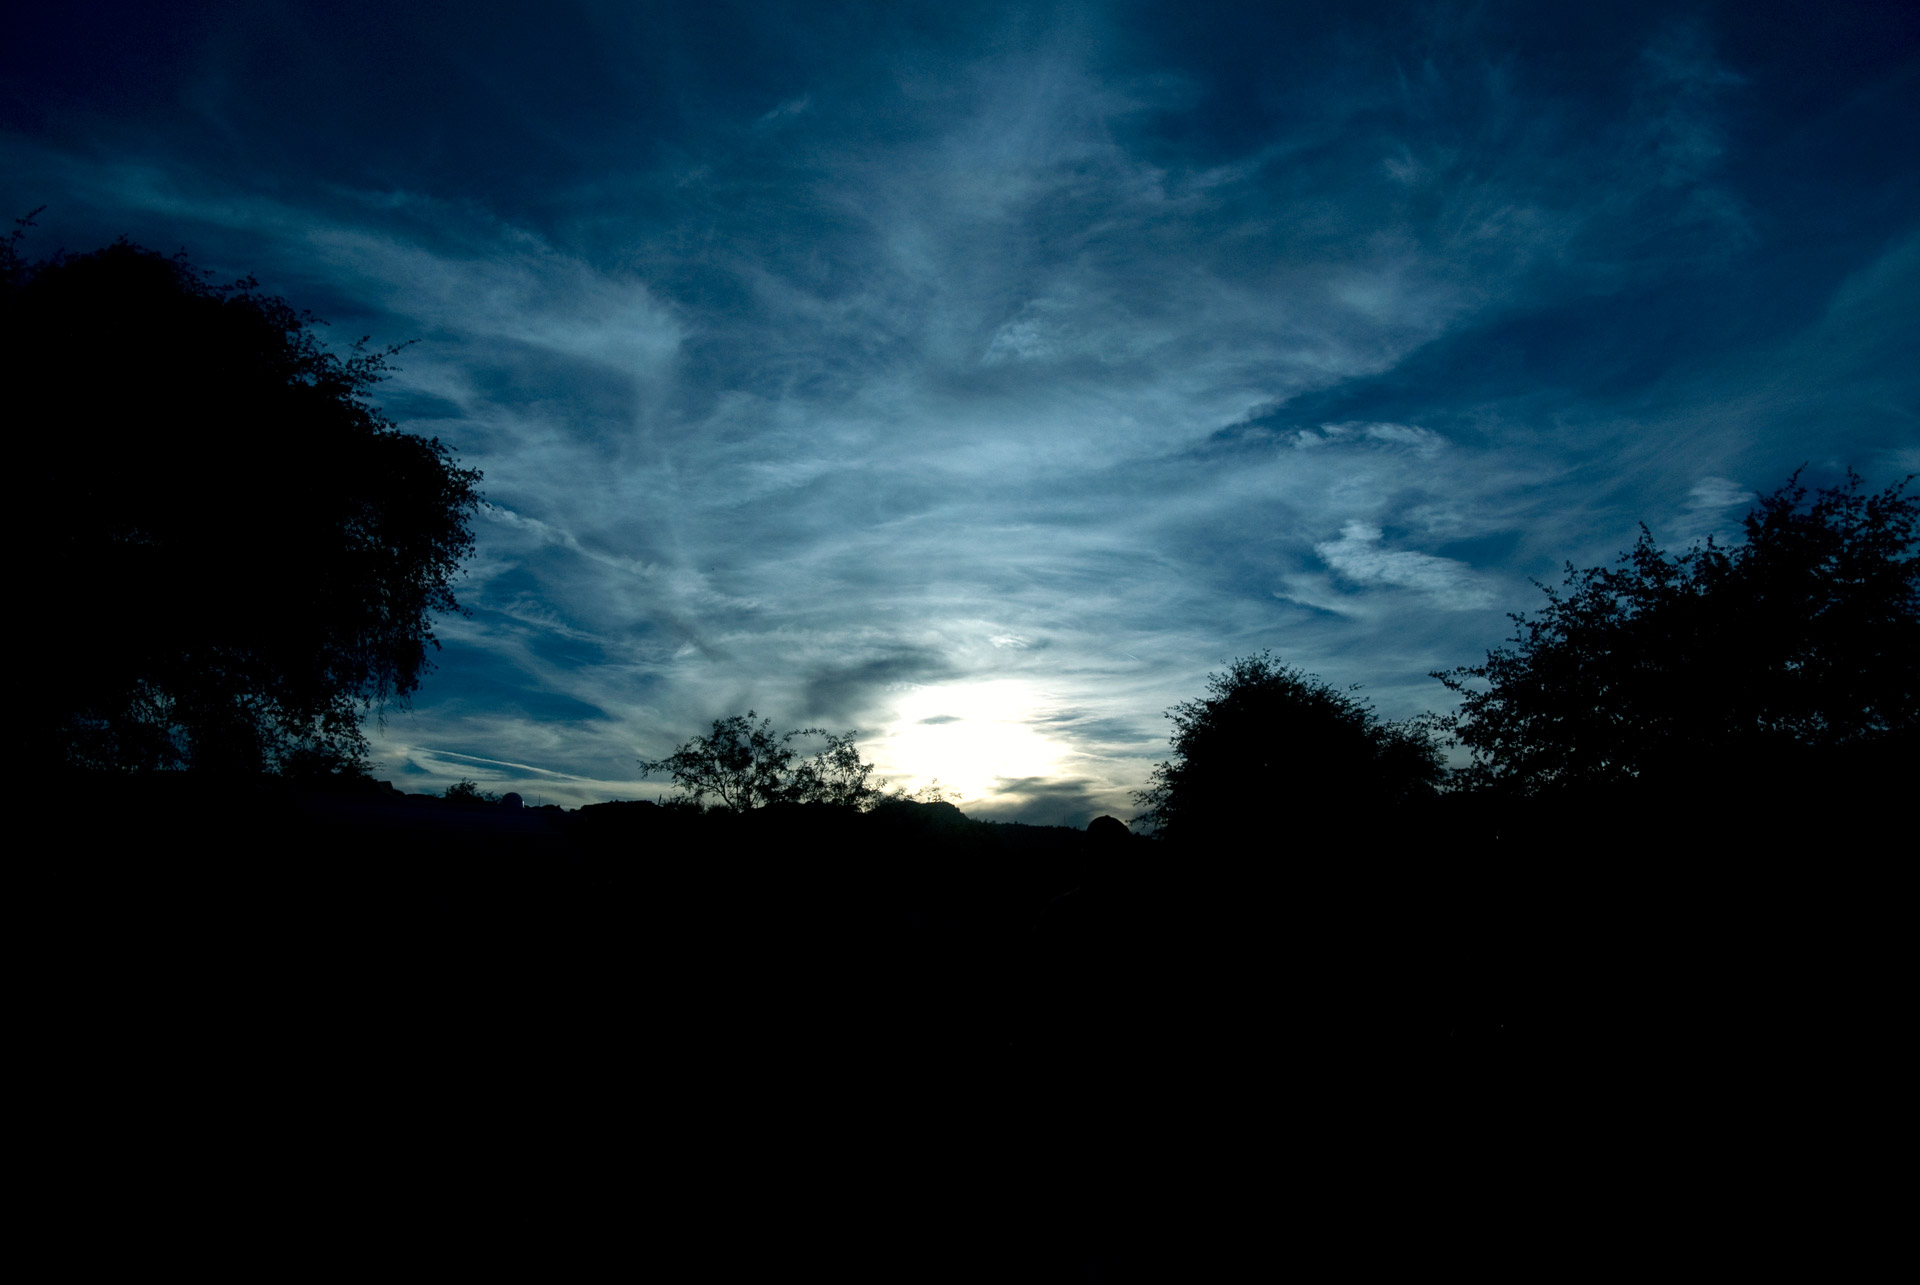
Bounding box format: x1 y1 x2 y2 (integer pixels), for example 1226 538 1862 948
640 713 880 811
1434 470 1918 796
444 779 500 803
8 229 483 775
1134 653 1445 844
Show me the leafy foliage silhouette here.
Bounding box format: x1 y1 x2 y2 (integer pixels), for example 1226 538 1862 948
640 713 881 811
1435 470 1918 795
1134 653 1445 843
8 225 483 775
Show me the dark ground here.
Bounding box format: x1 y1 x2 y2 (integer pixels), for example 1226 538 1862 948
23 771 1902 1276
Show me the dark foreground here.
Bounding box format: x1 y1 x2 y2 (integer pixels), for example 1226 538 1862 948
26 771 1902 1276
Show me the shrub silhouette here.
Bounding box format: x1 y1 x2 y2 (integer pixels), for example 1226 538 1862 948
7 225 482 775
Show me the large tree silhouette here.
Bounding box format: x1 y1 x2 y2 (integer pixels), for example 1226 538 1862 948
8 227 482 775
1435 470 1918 797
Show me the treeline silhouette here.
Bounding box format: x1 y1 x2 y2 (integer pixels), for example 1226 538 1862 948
20 225 1913 1277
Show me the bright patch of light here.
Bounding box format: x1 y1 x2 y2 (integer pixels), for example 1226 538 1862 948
878 680 1071 802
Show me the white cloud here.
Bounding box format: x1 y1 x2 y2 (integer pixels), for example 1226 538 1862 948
757 94 813 127
1687 477 1751 513
1314 522 1497 610
1295 421 1451 458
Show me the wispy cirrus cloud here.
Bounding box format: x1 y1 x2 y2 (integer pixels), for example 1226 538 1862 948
5 2 1912 819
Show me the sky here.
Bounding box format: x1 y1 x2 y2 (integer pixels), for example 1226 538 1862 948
6 1 1916 822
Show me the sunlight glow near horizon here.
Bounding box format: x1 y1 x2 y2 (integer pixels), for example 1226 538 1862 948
877 680 1073 804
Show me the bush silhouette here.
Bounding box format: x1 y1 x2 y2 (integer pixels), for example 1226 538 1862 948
1134 653 1444 845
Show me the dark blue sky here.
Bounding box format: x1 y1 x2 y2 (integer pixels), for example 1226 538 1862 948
7 1 1915 818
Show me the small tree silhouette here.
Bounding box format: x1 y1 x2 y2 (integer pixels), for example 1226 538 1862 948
640 713 881 811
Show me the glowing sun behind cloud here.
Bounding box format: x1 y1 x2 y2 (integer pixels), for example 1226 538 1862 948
877 680 1071 803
